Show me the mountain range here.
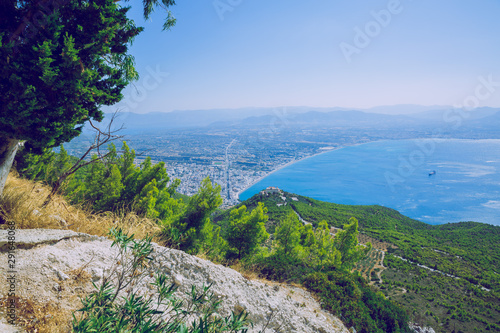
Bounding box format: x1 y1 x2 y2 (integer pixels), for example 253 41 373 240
100 105 500 135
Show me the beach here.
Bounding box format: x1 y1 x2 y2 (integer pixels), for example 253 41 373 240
238 139 500 226
235 146 344 199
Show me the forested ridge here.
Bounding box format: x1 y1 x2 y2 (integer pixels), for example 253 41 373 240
9 143 417 332
11 143 500 332
227 191 500 332
8 144 500 333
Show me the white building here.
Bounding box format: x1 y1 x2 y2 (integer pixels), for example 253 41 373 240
260 186 283 195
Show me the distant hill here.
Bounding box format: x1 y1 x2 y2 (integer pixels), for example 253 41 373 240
102 106 346 131
406 106 500 121
215 190 500 332
99 106 500 135
364 104 452 115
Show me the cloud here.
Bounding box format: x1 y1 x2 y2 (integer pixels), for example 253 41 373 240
482 201 500 210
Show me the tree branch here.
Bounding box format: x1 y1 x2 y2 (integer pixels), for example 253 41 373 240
43 111 125 206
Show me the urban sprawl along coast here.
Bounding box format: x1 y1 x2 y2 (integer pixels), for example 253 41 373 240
64 107 500 207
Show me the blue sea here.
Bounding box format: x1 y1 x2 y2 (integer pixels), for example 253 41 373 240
239 139 500 226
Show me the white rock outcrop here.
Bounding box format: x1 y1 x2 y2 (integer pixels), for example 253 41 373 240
409 323 436 333
0 229 349 332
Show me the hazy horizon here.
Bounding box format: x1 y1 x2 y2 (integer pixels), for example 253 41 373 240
108 1 500 114
109 104 491 116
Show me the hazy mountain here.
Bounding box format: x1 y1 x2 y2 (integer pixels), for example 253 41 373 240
98 106 500 134
406 107 500 121
465 109 500 128
104 107 345 132
209 110 424 130
363 104 452 115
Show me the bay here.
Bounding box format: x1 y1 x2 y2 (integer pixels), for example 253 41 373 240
239 139 500 226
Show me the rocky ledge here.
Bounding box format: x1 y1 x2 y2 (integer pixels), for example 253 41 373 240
0 229 349 332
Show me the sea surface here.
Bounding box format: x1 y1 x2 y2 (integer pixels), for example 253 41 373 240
239 139 500 226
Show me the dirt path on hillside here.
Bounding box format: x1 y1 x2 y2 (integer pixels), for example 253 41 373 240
376 251 385 284
368 250 386 286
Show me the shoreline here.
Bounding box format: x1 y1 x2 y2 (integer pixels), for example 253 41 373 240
235 142 372 199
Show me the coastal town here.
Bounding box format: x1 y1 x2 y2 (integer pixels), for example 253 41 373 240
154 144 330 207
62 106 500 207
64 124 353 206
125 128 357 206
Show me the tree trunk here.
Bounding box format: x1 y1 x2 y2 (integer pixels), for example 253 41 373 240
42 175 66 207
0 137 20 197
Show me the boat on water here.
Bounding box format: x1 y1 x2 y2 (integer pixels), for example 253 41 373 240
429 170 436 176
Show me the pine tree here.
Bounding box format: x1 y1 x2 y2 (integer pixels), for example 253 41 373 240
164 177 222 253
96 164 124 211
46 145 72 186
308 220 341 270
274 211 302 259
118 142 136 181
0 0 177 195
14 146 56 181
226 203 269 259
334 217 371 270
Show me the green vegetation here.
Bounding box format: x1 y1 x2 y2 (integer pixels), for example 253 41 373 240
161 177 224 255
224 203 269 260
18 145 500 332
234 191 500 332
304 270 409 333
216 203 411 332
16 145 412 332
244 213 408 332
17 142 183 218
73 229 252 332
16 143 230 257
0 0 176 195
354 247 385 281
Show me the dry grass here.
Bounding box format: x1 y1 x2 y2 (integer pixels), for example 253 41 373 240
0 173 166 331
0 268 94 333
230 261 261 281
0 173 161 241
0 296 72 332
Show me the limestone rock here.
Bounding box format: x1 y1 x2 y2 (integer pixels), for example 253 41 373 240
53 267 70 281
173 274 183 286
0 229 350 332
90 267 103 281
409 323 436 333
0 229 90 251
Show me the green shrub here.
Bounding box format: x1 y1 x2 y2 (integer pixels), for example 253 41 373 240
72 229 252 332
303 271 411 333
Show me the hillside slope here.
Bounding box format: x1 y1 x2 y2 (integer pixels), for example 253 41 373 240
0 229 349 333
219 191 500 332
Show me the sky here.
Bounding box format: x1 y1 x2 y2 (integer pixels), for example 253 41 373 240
112 0 500 114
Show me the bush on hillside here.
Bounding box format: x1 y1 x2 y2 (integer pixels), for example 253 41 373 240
304 271 411 333
72 229 252 332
